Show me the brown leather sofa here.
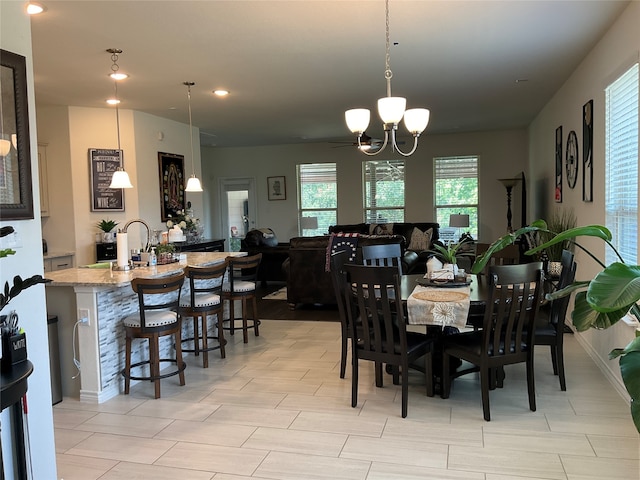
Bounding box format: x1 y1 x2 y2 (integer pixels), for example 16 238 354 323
283 234 410 308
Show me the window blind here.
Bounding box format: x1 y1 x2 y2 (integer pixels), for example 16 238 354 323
297 163 337 235
605 63 638 265
364 160 405 223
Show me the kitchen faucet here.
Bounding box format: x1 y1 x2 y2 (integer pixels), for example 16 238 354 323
123 218 151 252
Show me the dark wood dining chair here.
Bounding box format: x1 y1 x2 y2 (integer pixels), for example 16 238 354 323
475 242 520 274
441 262 544 421
344 264 434 418
180 260 228 367
122 272 187 399
329 250 354 379
222 253 262 343
361 243 403 275
535 249 576 390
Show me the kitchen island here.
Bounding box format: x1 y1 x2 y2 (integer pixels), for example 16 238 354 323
45 251 243 403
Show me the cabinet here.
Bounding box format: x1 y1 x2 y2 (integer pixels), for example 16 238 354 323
175 238 225 252
43 254 74 273
38 143 50 217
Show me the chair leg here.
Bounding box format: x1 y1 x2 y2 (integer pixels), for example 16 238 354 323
150 335 161 399
241 297 249 343
401 359 409 418
228 298 236 336
527 357 536 411
441 352 451 399
480 367 491 421
425 351 434 398
550 344 559 375
200 314 208 368
339 322 347 379
174 330 186 387
251 295 260 337
351 355 359 408
124 335 132 394
217 313 226 359
375 362 384 387
556 343 566 391
193 316 200 356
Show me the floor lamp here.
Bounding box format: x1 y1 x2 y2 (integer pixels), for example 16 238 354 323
498 177 521 234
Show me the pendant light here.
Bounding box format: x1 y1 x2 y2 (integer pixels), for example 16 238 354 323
345 0 430 156
183 81 203 192
106 48 133 189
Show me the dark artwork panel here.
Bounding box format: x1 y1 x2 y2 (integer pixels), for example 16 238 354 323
555 126 563 203
583 100 593 202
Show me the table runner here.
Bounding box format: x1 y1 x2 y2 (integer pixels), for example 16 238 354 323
407 284 471 328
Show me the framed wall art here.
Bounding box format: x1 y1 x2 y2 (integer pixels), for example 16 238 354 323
89 148 125 211
555 126 563 203
565 130 579 189
583 99 593 202
0 49 34 219
158 152 186 221
267 176 286 201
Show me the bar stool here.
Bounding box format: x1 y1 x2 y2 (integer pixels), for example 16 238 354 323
222 253 262 343
122 272 186 399
180 260 228 367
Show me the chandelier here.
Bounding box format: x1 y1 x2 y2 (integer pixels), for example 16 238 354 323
345 0 430 157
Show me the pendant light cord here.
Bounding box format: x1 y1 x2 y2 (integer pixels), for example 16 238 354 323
384 0 392 97
186 82 195 174
114 80 121 151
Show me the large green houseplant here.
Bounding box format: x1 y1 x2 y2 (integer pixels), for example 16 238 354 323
472 219 640 432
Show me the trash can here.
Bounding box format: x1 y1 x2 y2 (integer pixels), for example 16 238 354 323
47 315 63 405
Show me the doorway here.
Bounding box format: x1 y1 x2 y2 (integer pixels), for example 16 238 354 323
219 177 257 251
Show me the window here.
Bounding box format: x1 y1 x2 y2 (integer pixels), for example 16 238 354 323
434 156 479 240
297 163 337 235
605 63 638 265
363 160 405 223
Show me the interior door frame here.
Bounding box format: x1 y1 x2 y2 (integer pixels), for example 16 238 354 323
218 176 258 241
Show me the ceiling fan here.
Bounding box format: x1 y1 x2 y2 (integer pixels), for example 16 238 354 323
329 132 403 152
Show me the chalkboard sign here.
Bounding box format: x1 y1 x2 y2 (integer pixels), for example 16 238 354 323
89 148 125 211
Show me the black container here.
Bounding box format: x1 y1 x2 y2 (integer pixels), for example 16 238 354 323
1 332 27 372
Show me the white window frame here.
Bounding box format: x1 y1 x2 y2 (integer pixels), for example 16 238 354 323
605 63 639 265
434 156 479 239
297 163 337 236
363 159 405 223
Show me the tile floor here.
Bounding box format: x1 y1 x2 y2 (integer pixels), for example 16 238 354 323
54 320 640 479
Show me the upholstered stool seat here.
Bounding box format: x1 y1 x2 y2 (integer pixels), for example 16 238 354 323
221 253 262 343
122 272 187 399
180 261 228 368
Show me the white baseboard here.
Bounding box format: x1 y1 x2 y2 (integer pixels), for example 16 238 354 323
573 332 630 405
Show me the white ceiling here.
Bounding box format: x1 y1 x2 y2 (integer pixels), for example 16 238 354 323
28 0 629 148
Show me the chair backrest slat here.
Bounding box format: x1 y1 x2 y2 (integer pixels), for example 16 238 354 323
483 263 544 358
361 244 403 276
344 264 406 362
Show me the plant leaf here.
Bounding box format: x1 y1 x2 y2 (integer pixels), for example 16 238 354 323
610 336 640 433
585 263 640 312
525 225 612 256
545 280 590 301
571 291 629 331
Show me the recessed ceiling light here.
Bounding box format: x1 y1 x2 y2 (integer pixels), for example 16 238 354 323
213 90 229 97
106 99 120 105
26 2 46 15
515 78 529 83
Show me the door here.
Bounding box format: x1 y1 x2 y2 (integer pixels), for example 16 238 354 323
219 177 257 251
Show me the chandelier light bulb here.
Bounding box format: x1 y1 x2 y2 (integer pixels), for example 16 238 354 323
377 97 406 125
403 108 430 134
345 109 371 134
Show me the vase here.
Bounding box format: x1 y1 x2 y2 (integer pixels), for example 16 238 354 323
548 261 562 277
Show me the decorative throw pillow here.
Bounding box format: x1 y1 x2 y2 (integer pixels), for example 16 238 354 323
369 223 394 235
408 227 432 252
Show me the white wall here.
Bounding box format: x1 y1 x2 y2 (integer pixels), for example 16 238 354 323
202 128 528 242
0 2 57 478
36 106 202 266
528 1 640 396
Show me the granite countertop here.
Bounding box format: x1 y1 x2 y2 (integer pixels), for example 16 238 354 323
45 251 244 288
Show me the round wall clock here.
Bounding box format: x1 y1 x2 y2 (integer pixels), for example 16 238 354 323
565 130 579 189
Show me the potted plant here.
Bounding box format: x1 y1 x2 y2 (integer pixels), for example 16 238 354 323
1 225 51 337
428 238 471 272
96 219 118 243
539 208 577 275
154 242 176 264
472 219 640 432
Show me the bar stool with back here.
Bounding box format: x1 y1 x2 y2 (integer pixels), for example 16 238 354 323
180 260 228 367
122 272 187 399
222 253 263 343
